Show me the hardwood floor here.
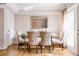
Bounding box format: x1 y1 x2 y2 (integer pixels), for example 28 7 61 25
0 44 73 56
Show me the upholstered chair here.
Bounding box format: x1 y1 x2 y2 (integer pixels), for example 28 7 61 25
27 31 40 53
16 31 27 50
52 32 64 50
39 31 52 53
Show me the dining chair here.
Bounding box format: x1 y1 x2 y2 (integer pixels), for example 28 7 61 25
16 31 27 50
27 31 40 53
39 31 52 53
52 32 64 50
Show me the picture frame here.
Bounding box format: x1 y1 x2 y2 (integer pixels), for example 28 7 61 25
31 16 47 29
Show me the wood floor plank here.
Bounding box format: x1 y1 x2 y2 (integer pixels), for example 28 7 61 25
0 44 73 56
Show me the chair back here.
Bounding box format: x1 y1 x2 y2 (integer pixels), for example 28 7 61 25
40 31 51 46
16 31 20 43
59 32 64 41
16 31 26 42
27 31 39 45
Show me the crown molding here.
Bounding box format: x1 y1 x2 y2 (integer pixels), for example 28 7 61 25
6 3 19 13
0 3 19 13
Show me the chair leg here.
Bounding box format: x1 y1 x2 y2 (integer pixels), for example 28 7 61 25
61 44 63 50
41 46 42 53
51 46 52 53
28 45 30 53
24 44 26 51
18 44 19 50
27 44 28 50
52 44 54 50
20 44 22 50
59 44 61 47
49 46 51 53
18 43 20 50
36 45 38 53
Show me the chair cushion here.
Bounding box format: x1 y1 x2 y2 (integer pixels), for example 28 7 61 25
52 39 63 44
38 37 41 43
19 38 25 42
27 37 41 45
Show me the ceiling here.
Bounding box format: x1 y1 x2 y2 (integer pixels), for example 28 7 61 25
15 3 74 12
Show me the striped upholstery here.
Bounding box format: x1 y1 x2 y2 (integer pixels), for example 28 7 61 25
52 32 64 44
52 32 64 50
40 32 52 46
16 31 26 50
27 31 39 45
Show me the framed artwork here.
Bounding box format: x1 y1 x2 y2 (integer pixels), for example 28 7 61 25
31 16 47 29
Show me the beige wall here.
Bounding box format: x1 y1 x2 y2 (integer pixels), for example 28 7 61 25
77 4 79 55
0 8 4 49
15 14 62 36
48 15 60 35
0 5 16 49
4 6 16 47
15 15 31 33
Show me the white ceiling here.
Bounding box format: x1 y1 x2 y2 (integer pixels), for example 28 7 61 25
15 3 74 12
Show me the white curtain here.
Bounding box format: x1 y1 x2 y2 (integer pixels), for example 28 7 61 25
64 10 75 48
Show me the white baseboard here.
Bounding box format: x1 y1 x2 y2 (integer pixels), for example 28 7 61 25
0 46 7 50
67 45 77 56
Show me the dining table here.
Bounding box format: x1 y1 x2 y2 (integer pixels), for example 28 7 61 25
19 32 58 51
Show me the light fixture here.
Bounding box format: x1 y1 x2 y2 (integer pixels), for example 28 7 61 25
24 6 34 11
